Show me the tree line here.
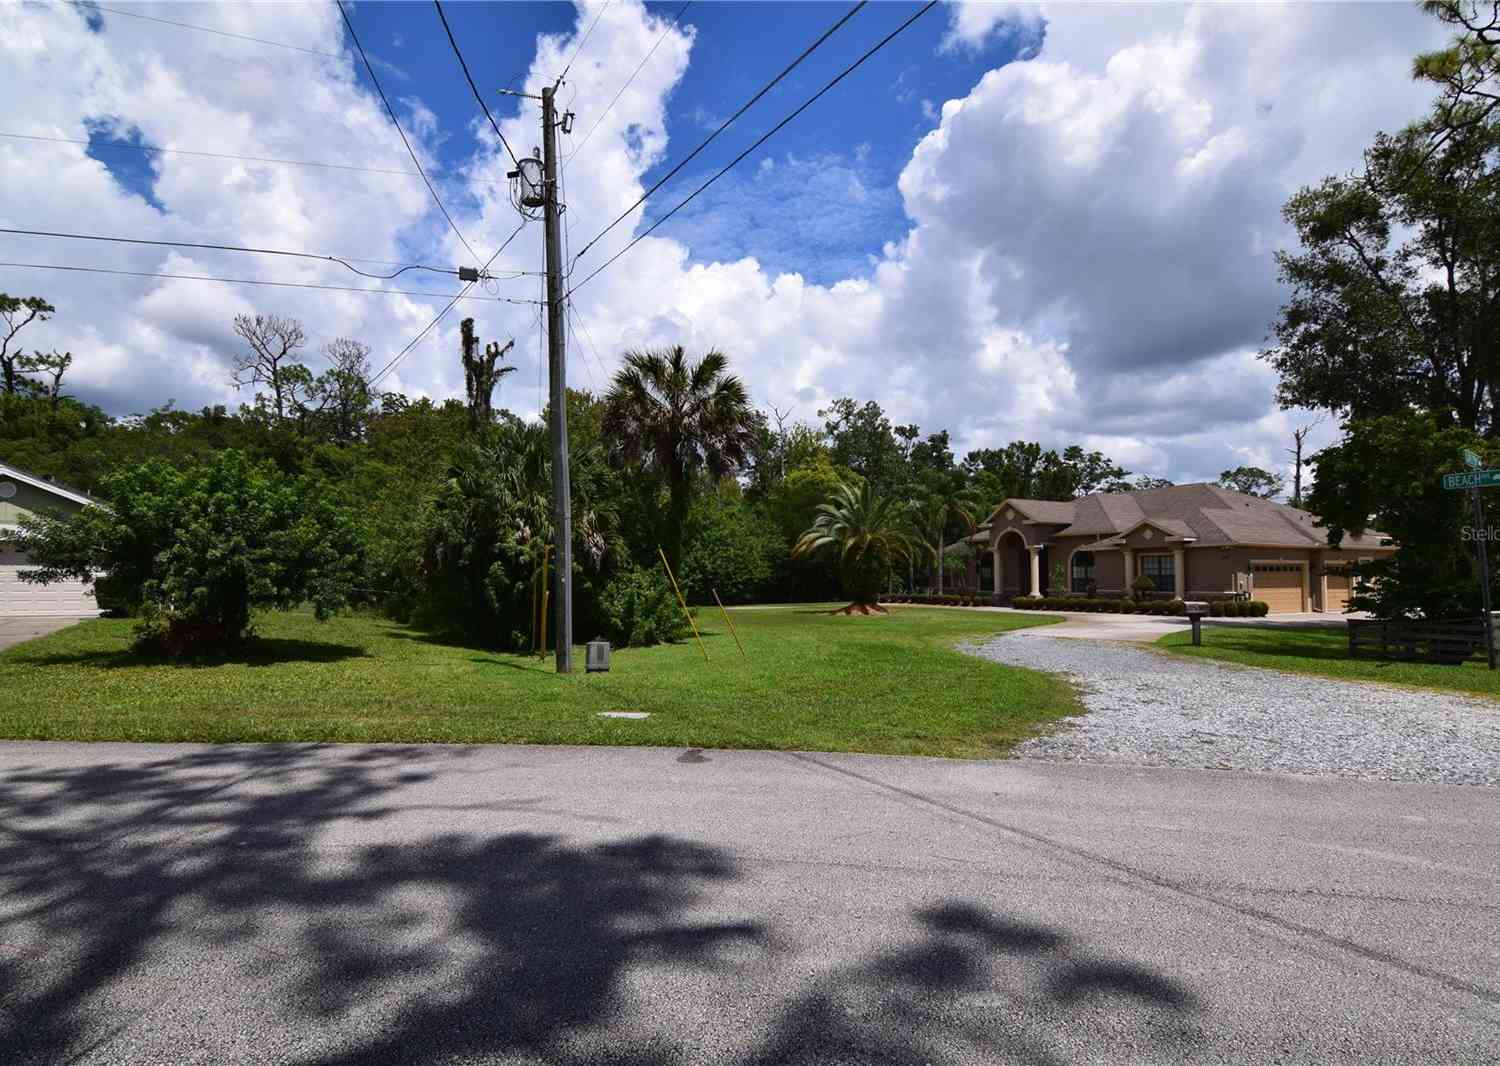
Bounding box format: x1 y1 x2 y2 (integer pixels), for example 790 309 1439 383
0 289 1275 652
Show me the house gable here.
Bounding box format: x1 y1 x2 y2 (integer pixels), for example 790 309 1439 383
0 463 93 535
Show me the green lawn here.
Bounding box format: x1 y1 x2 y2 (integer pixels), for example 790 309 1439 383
0 607 1077 757
1157 625 1500 700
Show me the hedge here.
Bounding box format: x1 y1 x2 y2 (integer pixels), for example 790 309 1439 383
1007 597 1268 617
879 594 1270 618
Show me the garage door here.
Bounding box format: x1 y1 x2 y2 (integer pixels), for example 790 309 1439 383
1325 571 1351 613
1252 564 1305 613
0 565 99 616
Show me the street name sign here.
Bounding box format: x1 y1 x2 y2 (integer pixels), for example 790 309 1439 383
1444 469 1500 490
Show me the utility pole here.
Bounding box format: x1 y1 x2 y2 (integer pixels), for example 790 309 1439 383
542 85 573 673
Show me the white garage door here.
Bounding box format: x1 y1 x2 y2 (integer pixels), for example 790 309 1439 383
0 564 99 616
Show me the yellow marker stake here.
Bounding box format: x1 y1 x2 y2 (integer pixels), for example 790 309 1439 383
713 589 746 661
658 547 709 662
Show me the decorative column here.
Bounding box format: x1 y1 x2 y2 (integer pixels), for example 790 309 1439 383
1173 547 1186 599
1122 548 1135 590
992 544 1002 596
1028 545 1042 597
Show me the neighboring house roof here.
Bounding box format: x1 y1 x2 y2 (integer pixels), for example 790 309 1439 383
996 482 1393 551
0 461 98 507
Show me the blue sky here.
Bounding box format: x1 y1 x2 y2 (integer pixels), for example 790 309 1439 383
5 2 1450 484
330 2 1040 283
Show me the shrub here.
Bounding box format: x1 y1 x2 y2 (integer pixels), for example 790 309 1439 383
18 451 360 656
597 565 689 647
1162 599 1185 615
1130 573 1157 600
1209 600 1225 616
1012 596 1042 609
1248 599 1269 617
680 493 783 604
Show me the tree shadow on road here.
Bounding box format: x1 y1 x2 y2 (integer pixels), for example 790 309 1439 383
0 747 1200 1065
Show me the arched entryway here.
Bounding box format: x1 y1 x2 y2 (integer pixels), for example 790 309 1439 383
994 530 1030 598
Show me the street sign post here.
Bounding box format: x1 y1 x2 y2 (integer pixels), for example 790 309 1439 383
1464 449 1483 470
1445 466 1498 669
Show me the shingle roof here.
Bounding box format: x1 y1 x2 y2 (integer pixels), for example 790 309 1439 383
1028 482 1391 550
993 498 1077 525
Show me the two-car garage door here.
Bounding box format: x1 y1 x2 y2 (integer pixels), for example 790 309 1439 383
1251 563 1305 614
0 554 99 616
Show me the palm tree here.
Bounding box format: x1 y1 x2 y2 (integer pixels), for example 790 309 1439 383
911 495 978 596
794 480 913 614
601 346 755 574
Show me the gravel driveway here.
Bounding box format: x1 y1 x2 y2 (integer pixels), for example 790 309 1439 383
971 634 1500 786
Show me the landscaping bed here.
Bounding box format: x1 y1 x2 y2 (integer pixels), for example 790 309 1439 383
0 606 1076 757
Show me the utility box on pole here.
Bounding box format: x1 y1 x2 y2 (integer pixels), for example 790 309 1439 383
542 85 573 673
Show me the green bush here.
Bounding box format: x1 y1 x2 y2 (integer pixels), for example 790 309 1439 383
17 451 360 656
1012 596 1042 609
597 565 689 647
680 493 784 604
1247 599 1269 617
1130 574 1157 600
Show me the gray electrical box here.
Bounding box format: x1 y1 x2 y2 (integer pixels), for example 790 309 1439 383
586 640 611 673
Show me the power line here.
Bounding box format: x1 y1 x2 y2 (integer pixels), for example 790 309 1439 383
433 0 521 170
2 131 422 178
0 227 464 280
0 260 534 301
370 221 529 388
563 1 691 169
556 0 613 89
1 131 513 192
336 0 483 268
74 2 343 59
569 1 935 297
567 1 866 271
566 297 612 389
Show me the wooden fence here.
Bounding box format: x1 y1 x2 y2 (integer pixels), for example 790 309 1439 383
1347 616 1489 665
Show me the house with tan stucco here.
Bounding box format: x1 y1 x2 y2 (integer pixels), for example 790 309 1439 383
959 483 1393 614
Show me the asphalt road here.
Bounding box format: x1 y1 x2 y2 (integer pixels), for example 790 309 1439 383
1 742 1496 1064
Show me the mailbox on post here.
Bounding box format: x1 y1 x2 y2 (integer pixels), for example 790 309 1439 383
1184 601 1209 646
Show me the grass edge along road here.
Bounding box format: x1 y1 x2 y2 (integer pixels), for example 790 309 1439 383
1157 624 1500 701
0 607 1076 758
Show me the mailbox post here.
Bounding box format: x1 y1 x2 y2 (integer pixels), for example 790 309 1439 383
1184 601 1209 646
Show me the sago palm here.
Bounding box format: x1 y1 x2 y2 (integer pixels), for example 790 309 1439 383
601 345 755 574
794 480 912 614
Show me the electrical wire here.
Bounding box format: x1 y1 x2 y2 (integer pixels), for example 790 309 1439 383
0 260 533 301
0 227 464 280
2 131 426 178
563 1 691 169
567 1 866 271
336 0 484 268
433 0 521 170
369 221 528 388
567 297 612 389
73 2 343 59
555 0 613 89
568 1 935 298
